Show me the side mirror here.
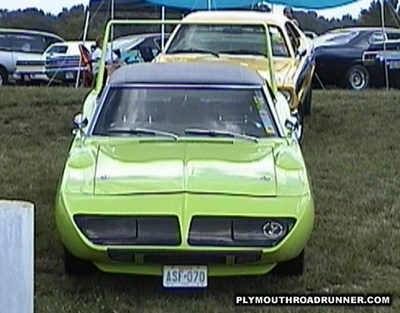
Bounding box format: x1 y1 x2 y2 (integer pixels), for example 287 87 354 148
297 48 307 58
73 113 88 130
285 114 299 133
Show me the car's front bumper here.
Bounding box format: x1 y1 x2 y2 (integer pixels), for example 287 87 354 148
55 192 314 276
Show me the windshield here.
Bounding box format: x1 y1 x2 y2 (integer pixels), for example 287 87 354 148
314 30 359 46
46 45 68 54
166 24 269 57
92 87 278 139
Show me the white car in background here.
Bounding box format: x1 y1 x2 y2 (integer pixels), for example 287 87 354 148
15 41 94 85
0 28 63 86
44 41 95 84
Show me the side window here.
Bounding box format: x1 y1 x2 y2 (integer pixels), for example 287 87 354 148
369 32 385 44
269 26 289 57
46 45 68 54
0 33 11 51
387 32 400 41
9 34 46 53
137 38 158 62
44 36 62 48
285 22 301 54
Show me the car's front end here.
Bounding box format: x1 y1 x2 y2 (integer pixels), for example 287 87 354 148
55 61 314 287
56 160 314 279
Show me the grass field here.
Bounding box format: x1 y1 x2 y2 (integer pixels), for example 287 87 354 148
0 87 399 313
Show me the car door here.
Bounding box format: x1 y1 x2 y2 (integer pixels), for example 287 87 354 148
8 33 46 72
285 21 314 104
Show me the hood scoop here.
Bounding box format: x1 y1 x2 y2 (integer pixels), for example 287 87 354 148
94 142 277 197
139 139 234 145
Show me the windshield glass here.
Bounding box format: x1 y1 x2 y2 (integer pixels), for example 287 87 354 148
314 30 359 46
92 87 278 139
166 24 269 56
46 45 68 54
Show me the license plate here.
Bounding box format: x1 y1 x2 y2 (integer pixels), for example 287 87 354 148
65 72 74 79
163 265 207 288
389 61 400 69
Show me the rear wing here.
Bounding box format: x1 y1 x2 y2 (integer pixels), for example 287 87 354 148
97 19 278 93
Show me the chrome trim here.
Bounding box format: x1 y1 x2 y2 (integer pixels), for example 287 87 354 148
86 85 111 136
111 83 263 89
263 86 285 138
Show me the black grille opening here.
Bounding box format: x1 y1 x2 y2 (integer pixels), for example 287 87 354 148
108 250 262 265
74 215 181 246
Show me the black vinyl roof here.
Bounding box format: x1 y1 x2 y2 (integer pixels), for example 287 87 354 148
108 62 265 86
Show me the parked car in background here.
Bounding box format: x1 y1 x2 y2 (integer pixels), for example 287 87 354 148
112 33 169 64
155 11 315 125
313 27 400 90
0 28 64 86
45 41 95 85
365 50 400 88
55 62 314 283
76 33 169 87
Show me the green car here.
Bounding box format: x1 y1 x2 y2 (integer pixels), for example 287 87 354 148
55 61 314 288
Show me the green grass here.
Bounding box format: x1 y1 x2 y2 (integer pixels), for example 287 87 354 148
0 87 399 312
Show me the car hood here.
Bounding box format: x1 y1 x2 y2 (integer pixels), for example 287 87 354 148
93 140 277 197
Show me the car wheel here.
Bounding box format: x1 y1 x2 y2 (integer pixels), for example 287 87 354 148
275 249 305 276
303 88 312 116
63 247 97 276
346 65 369 90
0 68 7 87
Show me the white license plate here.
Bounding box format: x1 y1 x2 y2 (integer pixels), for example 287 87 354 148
389 61 400 69
65 72 74 79
163 265 207 288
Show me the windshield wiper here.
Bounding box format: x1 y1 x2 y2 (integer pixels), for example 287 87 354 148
107 127 178 140
219 49 265 56
168 48 220 58
185 128 259 142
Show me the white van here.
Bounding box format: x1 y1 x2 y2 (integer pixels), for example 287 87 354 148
0 28 64 86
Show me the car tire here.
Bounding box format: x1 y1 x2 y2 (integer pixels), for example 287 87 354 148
63 247 97 276
275 249 305 276
346 65 369 90
0 67 7 87
303 88 312 116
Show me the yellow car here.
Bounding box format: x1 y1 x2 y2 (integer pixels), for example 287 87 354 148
155 11 315 125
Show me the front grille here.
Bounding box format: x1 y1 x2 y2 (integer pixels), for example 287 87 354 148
107 250 262 265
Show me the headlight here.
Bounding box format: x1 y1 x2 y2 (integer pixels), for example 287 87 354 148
233 218 295 246
262 221 285 240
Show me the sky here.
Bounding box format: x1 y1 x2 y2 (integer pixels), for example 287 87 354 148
1 0 374 19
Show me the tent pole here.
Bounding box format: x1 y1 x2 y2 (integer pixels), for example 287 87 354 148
381 0 389 90
75 8 90 89
111 0 115 40
208 0 211 10
161 6 165 50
